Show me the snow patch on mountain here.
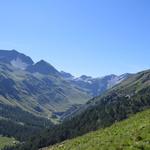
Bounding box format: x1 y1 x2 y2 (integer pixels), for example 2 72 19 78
11 57 29 70
60 71 131 97
74 75 93 84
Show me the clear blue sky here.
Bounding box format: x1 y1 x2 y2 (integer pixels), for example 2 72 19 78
0 0 150 77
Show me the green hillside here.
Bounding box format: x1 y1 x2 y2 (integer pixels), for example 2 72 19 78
48 108 150 150
0 104 52 141
0 136 18 149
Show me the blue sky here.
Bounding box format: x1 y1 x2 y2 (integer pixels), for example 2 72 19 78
0 0 150 77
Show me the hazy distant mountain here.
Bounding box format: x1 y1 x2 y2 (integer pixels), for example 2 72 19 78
60 71 131 97
60 71 74 79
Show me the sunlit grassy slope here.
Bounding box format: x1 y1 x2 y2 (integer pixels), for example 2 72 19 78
48 109 150 150
0 136 18 149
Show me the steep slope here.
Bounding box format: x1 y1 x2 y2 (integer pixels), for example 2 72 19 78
0 50 90 121
19 69 150 150
48 108 150 150
0 49 33 69
0 107 52 142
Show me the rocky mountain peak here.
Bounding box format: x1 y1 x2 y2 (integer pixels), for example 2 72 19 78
0 49 34 69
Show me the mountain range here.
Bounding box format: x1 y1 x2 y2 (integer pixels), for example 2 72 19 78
61 71 131 97
0 49 129 121
0 49 149 150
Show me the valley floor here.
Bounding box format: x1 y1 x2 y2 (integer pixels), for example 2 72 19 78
46 109 150 150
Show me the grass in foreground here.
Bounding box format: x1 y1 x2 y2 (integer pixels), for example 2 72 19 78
48 109 150 150
0 136 18 149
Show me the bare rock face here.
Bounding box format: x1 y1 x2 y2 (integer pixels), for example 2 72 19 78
0 49 34 69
